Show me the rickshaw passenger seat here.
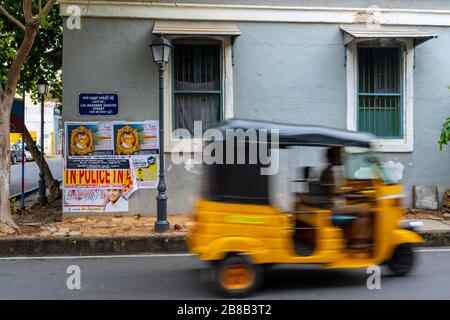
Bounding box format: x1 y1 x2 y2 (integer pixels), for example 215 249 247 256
331 206 370 226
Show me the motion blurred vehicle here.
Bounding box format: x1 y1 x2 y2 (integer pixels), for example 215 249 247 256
187 119 424 298
24 149 33 162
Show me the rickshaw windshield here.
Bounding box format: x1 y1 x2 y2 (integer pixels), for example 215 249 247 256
343 147 397 184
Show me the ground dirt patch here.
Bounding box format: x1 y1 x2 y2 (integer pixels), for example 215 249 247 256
1 198 191 238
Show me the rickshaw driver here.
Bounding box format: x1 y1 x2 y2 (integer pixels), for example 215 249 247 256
320 147 372 249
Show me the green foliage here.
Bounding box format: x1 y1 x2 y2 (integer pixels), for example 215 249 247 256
9 196 17 215
0 0 62 105
438 86 450 151
438 117 450 151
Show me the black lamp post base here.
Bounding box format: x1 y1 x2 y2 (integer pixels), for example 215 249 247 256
154 220 170 233
155 196 170 232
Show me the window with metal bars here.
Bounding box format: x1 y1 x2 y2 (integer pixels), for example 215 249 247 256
357 46 403 138
173 40 222 134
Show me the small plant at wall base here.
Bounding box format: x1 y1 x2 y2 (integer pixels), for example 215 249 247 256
438 118 450 151
438 86 450 150
9 197 17 216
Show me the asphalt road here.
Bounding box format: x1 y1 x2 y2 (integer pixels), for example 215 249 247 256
0 248 449 299
10 158 63 197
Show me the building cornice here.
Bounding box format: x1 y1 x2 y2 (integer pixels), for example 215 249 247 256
59 1 450 27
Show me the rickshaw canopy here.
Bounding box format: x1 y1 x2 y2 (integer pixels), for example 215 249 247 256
213 119 375 148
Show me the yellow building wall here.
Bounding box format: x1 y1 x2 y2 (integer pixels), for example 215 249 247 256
10 132 37 145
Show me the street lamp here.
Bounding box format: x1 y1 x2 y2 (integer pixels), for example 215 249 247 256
150 34 173 68
37 78 49 205
150 34 172 232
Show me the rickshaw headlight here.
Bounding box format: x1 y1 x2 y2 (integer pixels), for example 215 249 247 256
401 221 423 231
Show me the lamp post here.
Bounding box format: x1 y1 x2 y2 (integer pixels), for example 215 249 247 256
37 78 49 205
150 34 173 233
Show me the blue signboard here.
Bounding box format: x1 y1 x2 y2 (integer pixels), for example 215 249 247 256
10 99 24 133
79 93 118 115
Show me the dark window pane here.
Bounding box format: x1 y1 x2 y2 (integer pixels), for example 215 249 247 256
173 42 222 132
174 44 220 91
358 47 400 94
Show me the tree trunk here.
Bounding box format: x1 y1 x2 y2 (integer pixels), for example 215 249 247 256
0 1 58 233
23 125 61 201
0 18 39 232
0 96 18 233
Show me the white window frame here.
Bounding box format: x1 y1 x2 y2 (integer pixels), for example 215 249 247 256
163 35 234 153
346 39 414 152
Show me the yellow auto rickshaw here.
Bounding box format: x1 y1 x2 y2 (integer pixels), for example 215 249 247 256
187 119 423 297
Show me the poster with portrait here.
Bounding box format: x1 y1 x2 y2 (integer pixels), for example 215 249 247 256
65 122 129 170
113 121 159 156
63 120 160 214
66 122 113 156
63 188 106 212
63 169 132 213
63 188 129 213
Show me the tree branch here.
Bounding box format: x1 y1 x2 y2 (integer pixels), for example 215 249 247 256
23 124 61 200
23 0 33 23
5 25 38 99
42 0 57 17
0 5 26 31
4 0 57 102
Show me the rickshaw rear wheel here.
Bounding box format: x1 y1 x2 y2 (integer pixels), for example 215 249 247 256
214 254 263 298
387 244 414 276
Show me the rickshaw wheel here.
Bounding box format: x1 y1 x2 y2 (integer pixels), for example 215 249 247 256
387 244 414 276
214 255 263 298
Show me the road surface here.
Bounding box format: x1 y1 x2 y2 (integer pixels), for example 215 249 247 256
10 158 63 197
0 248 449 299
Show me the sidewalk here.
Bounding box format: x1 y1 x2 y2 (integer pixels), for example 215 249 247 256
0 200 449 256
404 218 450 247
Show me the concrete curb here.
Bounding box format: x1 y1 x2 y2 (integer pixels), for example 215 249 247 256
0 231 447 257
0 235 187 257
419 231 450 247
10 187 38 200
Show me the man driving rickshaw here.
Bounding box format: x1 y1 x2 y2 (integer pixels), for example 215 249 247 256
319 146 372 250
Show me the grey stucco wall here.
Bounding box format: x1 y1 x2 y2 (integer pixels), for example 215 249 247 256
62 18 202 215
386 26 450 204
63 17 450 214
63 18 159 121
233 23 346 126
233 22 450 206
